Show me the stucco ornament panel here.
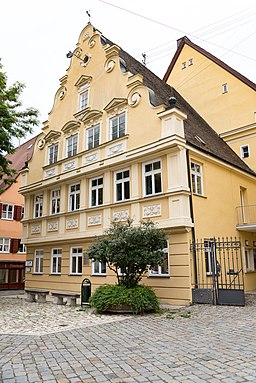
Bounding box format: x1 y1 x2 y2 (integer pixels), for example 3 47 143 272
113 210 129 222
143 204 161 218
63 160 76 172
48 221 58 232
44 168 57 178
107 143 124 157
88 215 102 226
104 58 116 73
66 218 79 229
31 224 41 234
84 152 99 165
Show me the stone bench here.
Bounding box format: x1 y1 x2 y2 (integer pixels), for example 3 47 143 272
51 291 80 306
25 289 50 303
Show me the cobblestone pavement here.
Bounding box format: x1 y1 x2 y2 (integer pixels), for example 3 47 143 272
0 295 256 383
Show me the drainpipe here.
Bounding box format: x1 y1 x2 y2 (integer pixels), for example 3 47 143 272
186 149 198 288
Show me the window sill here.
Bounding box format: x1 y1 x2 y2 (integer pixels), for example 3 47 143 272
91 274 107 277
148 274 170 278
68 273 82 276
49 273 61 276
32 273 43 275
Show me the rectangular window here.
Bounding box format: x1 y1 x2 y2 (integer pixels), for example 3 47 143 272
1 203 14 220
90 177 103 207
222 83 228 93
66 134 78 158
51 248 62 274
87 124 100 150
0 238 10 253
17 240 26 254
69 184 80 212
115 170 130 202
0 269 8 283
204 240 213 275
79 90 89 111
70 247 83 274
50 189 60 215
48 143 59 165
149 241 169 276
191 162 203 195
110 112 126 140
34 194 43 218
240 145 250 159
92 260 107 275
182 62 186 69
34 250 43 273
188 58 193 66
143 160 162 196
245 248 256 272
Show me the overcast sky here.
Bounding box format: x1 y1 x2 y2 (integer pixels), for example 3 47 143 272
1 0 256 144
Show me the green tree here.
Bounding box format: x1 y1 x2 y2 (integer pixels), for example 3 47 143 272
0 60 39 188
87 219 167 288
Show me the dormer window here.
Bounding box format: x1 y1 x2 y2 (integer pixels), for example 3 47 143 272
182 62 186 69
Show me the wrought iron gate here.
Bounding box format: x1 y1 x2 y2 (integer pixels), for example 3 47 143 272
191 237 245 306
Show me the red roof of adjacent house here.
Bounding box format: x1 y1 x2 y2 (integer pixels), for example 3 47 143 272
163 36 256 92
0 136 37 191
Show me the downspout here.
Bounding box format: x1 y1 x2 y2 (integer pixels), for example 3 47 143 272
186 149 198 288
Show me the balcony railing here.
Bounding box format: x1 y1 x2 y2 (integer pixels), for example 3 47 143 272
236 205 256 226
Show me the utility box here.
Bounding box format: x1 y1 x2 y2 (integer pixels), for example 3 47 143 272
81 278 91 305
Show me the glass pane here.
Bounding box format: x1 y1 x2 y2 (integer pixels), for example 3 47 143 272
196 177 202 194
153 161 161 170
58 257 62 273
116 172 122 180
154 173 162 193
123 170 129 178
161 254 169 274
72 257 76 273
145 175 152 195
124 181 130 199
78 256 82 273
92 179 97 187
145 164 152 173
75 194 80 210
98 177 103 185
101 262 107 274
0 269 7 283
9 270 18 283
98 188 103 205
116 183 122 201
52 257 57 273
94 261 100 273
91 189 96 206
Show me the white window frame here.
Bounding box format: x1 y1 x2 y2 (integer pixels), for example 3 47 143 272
222 83 228 93
17 240 26 254
48 143 59 165
143 159 162 197
79 89 89 111
51 248 62 274
109 112 126 141
1 203 14 220
240 145 250 159
68 184 80 212
34 249 44 274
149 241 169 276
50 189 60 215
0 238 10 253
86 124 100 150
66 134 78 158
34 194 43 218
90 176 103 207
191 161 203 196
92 260 107 275
245 247 256 272
70 247 83 275
114 169 130 202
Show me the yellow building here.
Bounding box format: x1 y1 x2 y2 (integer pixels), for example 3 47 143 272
20 23 256 306
164 36 256 171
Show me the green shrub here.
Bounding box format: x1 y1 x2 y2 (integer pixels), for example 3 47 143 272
89 284 159 314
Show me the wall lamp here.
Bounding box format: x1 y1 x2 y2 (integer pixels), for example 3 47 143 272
66 51 90 64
